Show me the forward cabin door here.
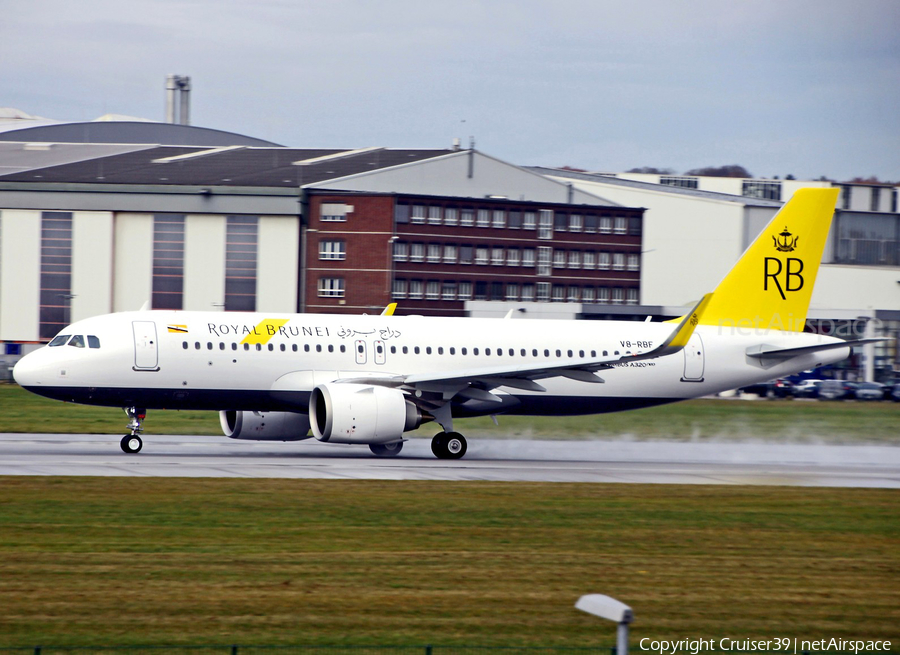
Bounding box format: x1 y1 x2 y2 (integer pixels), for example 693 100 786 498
681 333 705 382
133 321 159 371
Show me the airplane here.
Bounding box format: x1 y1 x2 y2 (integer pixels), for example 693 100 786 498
12 188 879 459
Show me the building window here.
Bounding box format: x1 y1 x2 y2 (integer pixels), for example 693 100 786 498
459 245 473 264
582 287 595 303
458 281 473 300
598 252 611 270
393 241 408 262
508 211 522 229
443 244 458 264
522 249 536 267
583 252 596 270
568 251 581 269
538 210 553 239
627 254 640 271
613 253 626 270
522 284 535 301
626 288 639 305
475 247 489 265
318 239 346 261
408 280 424 299
554 212 567 232
428 206 442 224
742 180 782 201
317 277 345 297
225 215 258 312
507 248 520 267
152 213 185 310
599 217 612 234
411 205 426 223
871 187 881 212
551 285 565 302
612 287 624 305
427 244 441 263
491 247 504 266
660 176 698 189
461 209 475 227
597 287 610 304
321 203 349 222
392 279 408 299
426 281 440 300
834 213 900 266
584 215 598 233
537 247 552 276
410 243 425 262
614 217 628 234
476 209 490 228
536 282 551 302
394 203 410 224
567 286 580 302
445 208 459 226
505 283 519 301
442 281 457 300
629 216 643 236
841 186 851 210
553 250 566 268
492 210 506 228
39 211 73 340
524 212 537 230
569 214 583 232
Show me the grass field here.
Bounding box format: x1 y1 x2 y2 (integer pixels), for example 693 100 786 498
1 383 898 443
0 478 897 646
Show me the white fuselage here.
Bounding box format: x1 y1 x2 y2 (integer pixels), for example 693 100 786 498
13 310 849 417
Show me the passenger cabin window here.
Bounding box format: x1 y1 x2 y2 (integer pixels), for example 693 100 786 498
68 335 85 348
49 335 70 347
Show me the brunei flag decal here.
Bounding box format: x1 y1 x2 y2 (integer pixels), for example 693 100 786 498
167 324 189 334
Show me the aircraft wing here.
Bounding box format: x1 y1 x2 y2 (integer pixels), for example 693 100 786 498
338 294 713 400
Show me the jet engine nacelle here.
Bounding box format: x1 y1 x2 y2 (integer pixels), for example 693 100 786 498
219 410 312 441
309 382 422 444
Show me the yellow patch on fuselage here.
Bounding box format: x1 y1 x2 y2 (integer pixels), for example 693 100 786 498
240 318 290 345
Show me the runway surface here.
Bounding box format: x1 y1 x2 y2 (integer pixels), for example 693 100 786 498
1 433 898 487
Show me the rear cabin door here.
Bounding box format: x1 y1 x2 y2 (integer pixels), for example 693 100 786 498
132 321 159 371
681 333 705 382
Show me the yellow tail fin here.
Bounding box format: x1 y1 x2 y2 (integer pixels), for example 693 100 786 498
699 187 839 332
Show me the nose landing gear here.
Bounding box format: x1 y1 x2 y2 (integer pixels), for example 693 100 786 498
121 407 146 453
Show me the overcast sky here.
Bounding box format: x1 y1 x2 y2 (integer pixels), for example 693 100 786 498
3 0 899 181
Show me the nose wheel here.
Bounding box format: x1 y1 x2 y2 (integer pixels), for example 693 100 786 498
120 434 143 453
121 407 146 454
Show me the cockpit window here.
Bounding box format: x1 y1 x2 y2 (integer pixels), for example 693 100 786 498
49 335 71 347
68 335 86 348
88 335 101 349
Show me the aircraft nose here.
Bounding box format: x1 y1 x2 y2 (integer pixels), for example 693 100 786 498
12 351 43 388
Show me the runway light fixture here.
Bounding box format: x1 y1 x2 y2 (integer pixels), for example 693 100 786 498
575 594 634 655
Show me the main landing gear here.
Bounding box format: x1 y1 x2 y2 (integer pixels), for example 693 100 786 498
431 431 467 460
121 407 145 454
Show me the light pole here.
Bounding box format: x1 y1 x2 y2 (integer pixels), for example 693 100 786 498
575 594 634 655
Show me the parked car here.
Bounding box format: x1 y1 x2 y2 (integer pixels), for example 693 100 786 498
791 379 822 398
818 380 854 400
890 383 900 402
772 379 793 398
854 382 886 401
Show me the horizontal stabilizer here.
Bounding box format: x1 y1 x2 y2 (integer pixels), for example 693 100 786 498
746 338 886 360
